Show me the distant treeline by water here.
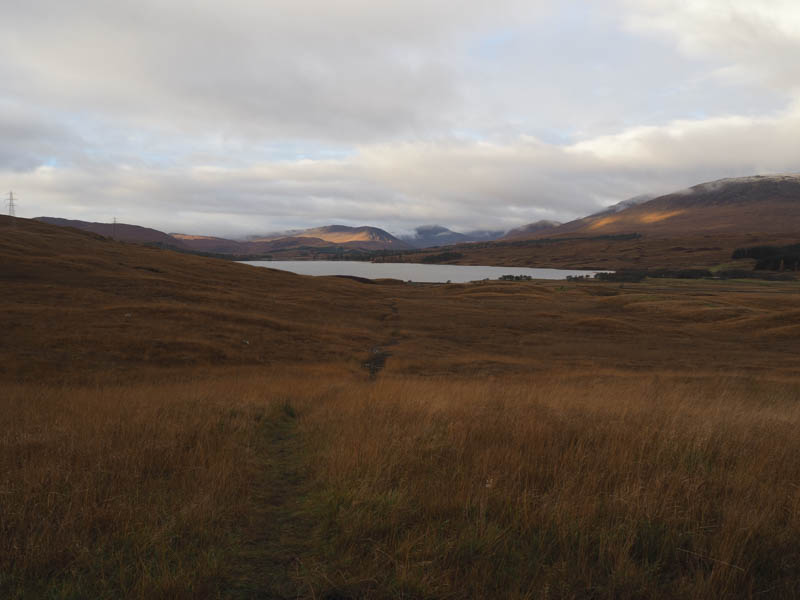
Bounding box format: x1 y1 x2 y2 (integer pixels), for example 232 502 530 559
732 243 800 271
588 268 795 283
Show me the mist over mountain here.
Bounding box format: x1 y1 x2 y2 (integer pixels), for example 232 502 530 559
501 220 562 240
34 174 800 263
545 174 800 238
589 195 655 217
401 225 505 248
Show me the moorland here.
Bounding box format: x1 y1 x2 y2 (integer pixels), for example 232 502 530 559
2 212 800 599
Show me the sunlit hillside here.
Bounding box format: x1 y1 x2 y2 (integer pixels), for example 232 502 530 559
546 175 800 238
391 175 800 270
289 225 412 249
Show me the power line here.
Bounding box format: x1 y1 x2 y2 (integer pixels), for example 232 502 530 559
6 191 16 217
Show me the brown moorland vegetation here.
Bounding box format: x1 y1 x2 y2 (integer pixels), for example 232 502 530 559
2 215 800 598
377 232 794 270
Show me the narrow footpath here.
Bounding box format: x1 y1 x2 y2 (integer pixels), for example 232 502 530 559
228 404 315 599
362 300 400 378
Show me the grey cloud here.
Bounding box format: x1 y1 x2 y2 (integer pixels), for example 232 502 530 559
2 0 544 142
0 102 84 171
622 0 800 92
4 1 800 236
13 100 800 236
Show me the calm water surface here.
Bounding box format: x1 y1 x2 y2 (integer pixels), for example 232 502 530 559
240 260 603 283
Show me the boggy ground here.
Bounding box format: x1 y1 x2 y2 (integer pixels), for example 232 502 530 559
2 216 800 598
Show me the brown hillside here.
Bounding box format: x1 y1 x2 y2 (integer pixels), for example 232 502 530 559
35 216 186 247
3 214 800 383
0 216 388 381
36 218 410 257
169 234 249 253
535 174 800 239
393 175 800 269
501 219 561 240
172 234 330 254
287 225 412 249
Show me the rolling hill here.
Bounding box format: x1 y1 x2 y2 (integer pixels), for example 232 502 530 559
35 217 186 248
521 175 800 239
5 212 800 382
2 215 388 380
35 219 411 256
170 234 332 255
250 225 412 250
395 175 800 269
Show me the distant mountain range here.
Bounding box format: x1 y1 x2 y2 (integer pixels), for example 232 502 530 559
249 225 412 250
35 174 800 263
32 219 505 254
34 219 413 256
389 173 800 271
399 225 505 248
505 174 800 240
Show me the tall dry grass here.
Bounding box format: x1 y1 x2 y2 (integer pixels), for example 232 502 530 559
3 370 799 598
297 375 800 599
0 373 283 599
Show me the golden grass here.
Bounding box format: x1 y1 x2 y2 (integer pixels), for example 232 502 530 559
3 370 800 598
3 218 800 597
0 373 277 599
296 375 800 599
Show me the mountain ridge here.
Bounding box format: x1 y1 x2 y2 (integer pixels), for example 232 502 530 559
375 174 800 270
502 220 562 240
506 174 800 241
35 219 412 255
400 225 505 248
34 174 800 265
35 217 186 248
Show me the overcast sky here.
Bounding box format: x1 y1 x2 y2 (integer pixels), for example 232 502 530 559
2 0 800 236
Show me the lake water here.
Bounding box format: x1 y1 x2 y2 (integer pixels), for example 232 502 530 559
240 260 603 283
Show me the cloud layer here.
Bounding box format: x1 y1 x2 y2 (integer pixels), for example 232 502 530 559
2 0 800 236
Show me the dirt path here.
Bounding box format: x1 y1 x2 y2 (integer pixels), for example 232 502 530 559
227 404 315 599
363 301 399 378
229 299 403 597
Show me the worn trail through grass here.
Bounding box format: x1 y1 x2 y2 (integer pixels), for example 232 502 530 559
363 300 400 378
229 403 315 599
